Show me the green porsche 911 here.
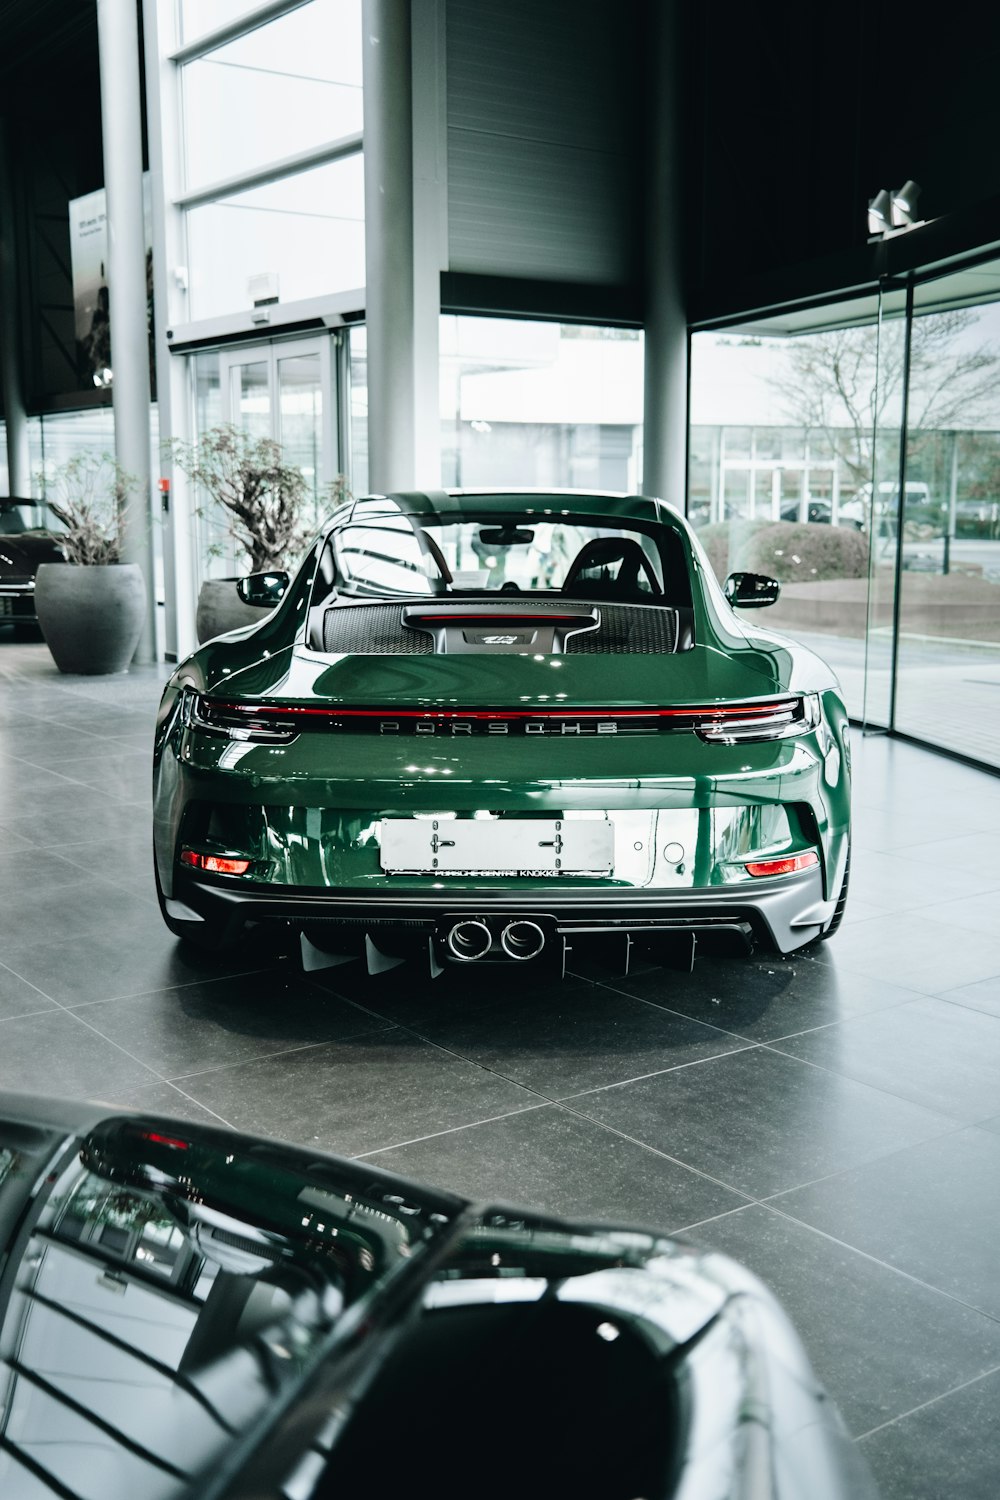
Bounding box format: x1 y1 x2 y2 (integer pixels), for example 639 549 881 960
153 490 850 973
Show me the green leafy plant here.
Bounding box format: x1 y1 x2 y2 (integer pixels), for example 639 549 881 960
40 452 138 566
170 424 331 574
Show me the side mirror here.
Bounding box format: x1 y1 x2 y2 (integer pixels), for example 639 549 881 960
725 571 781 608
237 571 290 607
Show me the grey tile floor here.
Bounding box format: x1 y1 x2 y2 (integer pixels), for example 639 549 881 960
2 637 1000 1498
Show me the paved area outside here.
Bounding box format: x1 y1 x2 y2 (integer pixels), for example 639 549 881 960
2 637 1000 1499
792 628 1000 768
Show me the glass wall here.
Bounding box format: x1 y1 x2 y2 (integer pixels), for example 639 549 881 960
177 0 364 322
440 318 644 491
181 6 362 194
689 270 1000 770
689 301 883 721
894 274 1000 766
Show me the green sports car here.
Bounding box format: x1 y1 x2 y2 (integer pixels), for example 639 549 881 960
153 490 851 973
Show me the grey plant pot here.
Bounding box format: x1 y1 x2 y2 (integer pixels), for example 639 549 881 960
35 563 147 675
196 577 272 644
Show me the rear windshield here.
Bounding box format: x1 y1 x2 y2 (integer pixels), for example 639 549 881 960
324 503 690 608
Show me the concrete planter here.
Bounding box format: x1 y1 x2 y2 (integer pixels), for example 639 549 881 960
196 577 272 643
35 563 147 675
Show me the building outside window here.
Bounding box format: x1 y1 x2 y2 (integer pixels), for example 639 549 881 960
439 318 644 495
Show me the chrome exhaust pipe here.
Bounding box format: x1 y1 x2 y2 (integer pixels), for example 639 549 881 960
446 920 492 961
500 920 546 961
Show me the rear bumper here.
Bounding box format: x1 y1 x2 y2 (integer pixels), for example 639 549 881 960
166 862 834 958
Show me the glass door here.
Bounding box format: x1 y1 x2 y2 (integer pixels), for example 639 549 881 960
205 334 338 576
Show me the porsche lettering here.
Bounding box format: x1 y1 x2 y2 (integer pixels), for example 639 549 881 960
374 719 622 737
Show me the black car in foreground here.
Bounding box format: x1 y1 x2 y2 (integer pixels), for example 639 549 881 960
0 498 64 632
0 1092 878 1499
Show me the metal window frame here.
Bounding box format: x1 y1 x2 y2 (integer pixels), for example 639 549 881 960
175 132 363 212
170 0 312 64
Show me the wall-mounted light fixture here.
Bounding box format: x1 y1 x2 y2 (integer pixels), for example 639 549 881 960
868 181 924 240
891 180 921 227
867 189 893 236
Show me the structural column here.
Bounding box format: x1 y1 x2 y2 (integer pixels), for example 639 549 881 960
363 0 443 493
0 121 30 498
97 0 157 661
642 2 688 507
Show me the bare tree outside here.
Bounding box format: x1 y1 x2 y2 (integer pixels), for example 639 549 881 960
767 311 1000 496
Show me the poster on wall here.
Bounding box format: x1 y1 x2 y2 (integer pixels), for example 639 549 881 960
68 174 155 396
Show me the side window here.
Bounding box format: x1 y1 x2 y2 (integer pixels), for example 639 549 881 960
335 523 432 595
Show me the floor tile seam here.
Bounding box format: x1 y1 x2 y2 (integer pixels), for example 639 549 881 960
0 960 61 1008
2 848 144 891
162 1021 399 1083
930 990 1000 1021
382 1024 581 1111
543 1041 765 1105
669 1204 756 1237
760 1038 995 1128
33 832 151 856
547 1096 759 1207
854 1362 1000 1443
9 823 151 851
0 1005 60 1024
741 992 922 1047
571 971 759 1045
731 1198 1000 1328
385 1007 761 1100
297 975 415 1026
35 1005 179 1088
146 1081 236 1129
755 1114 974 1205
54 966 279 1011
0 756 107 789
887 838 1000 873
353 1101 554 1159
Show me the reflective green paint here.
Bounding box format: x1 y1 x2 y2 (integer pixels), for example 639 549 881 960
153 494 851 914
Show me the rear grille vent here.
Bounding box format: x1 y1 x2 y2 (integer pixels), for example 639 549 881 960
322 602 678 655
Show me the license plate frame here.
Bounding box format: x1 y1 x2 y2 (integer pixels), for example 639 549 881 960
379 817 614 874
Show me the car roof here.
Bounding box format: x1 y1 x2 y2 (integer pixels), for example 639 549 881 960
348 489 684 530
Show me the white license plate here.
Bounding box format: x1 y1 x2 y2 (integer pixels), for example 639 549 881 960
379 818 613 874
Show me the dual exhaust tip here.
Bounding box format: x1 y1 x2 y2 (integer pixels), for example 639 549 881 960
446 919 546 963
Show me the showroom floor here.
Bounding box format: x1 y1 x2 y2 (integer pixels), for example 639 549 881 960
2 637 1000 1498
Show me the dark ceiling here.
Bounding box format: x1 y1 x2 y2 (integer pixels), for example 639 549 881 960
0 0 100 124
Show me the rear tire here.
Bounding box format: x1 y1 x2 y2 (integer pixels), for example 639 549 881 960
819 838 850 941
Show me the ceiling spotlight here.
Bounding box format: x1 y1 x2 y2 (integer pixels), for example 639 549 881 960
891 179 922 227
867 189 892 236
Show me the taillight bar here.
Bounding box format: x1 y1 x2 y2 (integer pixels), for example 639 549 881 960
185 693 819 743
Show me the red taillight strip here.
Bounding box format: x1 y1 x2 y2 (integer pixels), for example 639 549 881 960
138 1131 189 1150
746 851 819 877
180 848 252 875
204 698 799 722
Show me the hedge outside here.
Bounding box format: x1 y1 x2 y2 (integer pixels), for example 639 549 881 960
696 520 870 584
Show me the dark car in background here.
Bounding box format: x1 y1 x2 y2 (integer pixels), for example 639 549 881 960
0 1091 879 1499
0 498 65 634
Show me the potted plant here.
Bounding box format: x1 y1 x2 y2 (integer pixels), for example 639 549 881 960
169 425 322 642
33 453 147 675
